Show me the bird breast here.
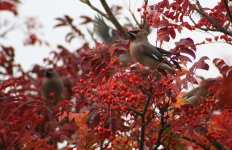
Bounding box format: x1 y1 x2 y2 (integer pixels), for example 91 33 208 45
130 42 144 61
41 77 64 99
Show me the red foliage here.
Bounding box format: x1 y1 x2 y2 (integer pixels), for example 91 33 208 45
0 0 20 15
0 0 232 149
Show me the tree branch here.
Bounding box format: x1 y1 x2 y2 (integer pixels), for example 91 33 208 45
129 8 140 27
223 0 232 23
139 92 152 150
182 136 209 150
79 0 109 20
190 1 232 37
189 15 219 32
100 0 129 39
86 28 97 43
0 25 15 37
153 110 167 150
127 107 143 116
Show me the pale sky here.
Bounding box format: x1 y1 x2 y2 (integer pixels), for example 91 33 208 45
0 0 231 78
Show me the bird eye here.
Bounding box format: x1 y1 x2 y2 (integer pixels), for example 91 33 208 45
45 68 53 78
127 32 136 40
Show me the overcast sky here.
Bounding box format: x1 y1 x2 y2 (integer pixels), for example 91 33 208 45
1 0 231 78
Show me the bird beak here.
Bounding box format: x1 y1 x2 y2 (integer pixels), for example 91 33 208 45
127 31 136 40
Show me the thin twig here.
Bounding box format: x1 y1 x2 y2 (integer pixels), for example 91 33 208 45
129 9 140 27
79 0 109 20
143 112 155 126
206 137 227 150
139 86 151 96
100 0 129 39
0 25 15 37
86 28 97 43
222 0 232 23
189 15 218 32
127 107 143 116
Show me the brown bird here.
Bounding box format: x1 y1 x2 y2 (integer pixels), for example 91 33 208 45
41 68 64 105
182 78 223 107
127 30 178 73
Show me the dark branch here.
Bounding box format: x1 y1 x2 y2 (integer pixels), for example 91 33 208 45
139 92 152 150
129 9 140 27
100 0 129 39
153 110 167 150
182 136 209 150
189 15 218 32
143 112 155 126
139 86 152 96
86 28 97 43
127 107 143 116
223 0 232 23
0 25 15 37
190 1 232 37
79 0 109 20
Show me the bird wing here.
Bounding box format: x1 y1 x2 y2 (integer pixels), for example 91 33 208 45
141 43 173 67
156 47 172 55
94 15 117 43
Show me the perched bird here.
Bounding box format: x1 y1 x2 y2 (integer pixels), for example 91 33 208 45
182 78 223 107
127 30 178 73
41 68 64 105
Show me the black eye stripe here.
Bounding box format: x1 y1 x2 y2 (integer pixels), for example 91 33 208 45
130 30 140 34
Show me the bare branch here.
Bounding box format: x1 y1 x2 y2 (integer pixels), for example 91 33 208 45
223 0 232 23
0 25 15 37
79 0 109 20
100 0 129 39
86 28 97 43
129 8 140 27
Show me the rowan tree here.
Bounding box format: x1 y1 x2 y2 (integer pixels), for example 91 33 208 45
0 0 232 150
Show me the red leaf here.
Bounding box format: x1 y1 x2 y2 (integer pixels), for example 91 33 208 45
176 25 182 33
195 56 209 70
157 28 170 42
175 38 196 51
0 1 18 15
205 38 212 42
179 48 196 59
168 27 176 39
80 16 93 25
